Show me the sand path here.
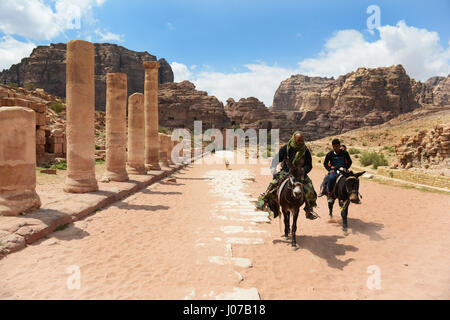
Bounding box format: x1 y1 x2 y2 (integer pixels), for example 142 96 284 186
0 154 449 299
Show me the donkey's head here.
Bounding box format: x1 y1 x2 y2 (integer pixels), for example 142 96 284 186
285 157 304 200
344 171 365 203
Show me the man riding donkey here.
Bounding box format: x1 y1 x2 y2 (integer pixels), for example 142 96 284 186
257 131 319 220
318 138 361 204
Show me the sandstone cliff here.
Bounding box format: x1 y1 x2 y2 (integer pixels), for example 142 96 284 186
271 75 335 113
0 43 174 110
269 65 449 141
158 81 231 131
224 97 273 126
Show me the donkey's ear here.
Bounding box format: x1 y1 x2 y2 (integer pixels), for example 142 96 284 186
355 171 365 178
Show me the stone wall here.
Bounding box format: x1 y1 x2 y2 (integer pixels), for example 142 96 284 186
377 167 450 189
0 85 48 162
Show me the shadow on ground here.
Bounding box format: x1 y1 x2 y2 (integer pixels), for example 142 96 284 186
273 235 358 270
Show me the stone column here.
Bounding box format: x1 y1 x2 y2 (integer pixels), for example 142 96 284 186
64 40 98 193
166 135 174 165
158 133 168 167
103 73 129 182
143 61 161 170
127 93 146 174
0 107 41 216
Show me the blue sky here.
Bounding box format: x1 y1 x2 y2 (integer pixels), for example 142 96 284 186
0 0 449 105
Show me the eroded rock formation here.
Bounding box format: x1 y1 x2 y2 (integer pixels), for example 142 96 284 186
268 65 450 141
158 81 232 131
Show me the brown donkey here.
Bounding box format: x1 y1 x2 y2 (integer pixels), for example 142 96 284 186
275 157 307 249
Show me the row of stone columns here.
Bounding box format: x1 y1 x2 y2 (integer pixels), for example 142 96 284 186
0 40 179 216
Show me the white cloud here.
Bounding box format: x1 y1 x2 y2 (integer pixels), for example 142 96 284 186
171 62 193 82
298 21 450 80
0 35 36 71
0 0 106 40
172 21 449 107
94 29 124 42
194 64 294 106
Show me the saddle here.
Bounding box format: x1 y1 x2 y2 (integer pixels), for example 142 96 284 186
276 177 290 204
329 174 345 198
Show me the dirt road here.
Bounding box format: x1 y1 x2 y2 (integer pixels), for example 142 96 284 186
0 154 449 299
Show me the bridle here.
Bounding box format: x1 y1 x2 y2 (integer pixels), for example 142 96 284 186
344 176 358 195
288 175 304 199
344 175 363 200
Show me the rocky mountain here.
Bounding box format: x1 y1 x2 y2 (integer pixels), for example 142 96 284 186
271 75 335 113
268 65 450 141
158 81 231 131
0 43 174 110
431 75 449 106
224 97 273 126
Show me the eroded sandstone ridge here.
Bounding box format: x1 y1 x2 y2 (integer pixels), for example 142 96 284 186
158 81 232 130
0 43 174 110
269 65 449 140
394 124 450 170
271 75 335 114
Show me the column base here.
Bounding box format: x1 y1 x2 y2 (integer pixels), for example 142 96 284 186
102 170 129 182
0 189 41 216
127 165 147 175
64 177 99 193
160 160 170 167
145 163 161 171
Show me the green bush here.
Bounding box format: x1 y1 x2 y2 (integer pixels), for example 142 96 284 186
360 151 388 169
95 144 100 150
50 161 67 170
7 82 18 88
50 102 64 113
316 151 325 157
24 82 36 90
159 126 168 134
382 145 395 153
362 142 367 146
348 147 360 155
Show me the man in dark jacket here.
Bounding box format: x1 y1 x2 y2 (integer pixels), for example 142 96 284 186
318 138 352 199
257 131 318 220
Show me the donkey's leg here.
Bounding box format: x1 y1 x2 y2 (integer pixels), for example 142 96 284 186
339 200 348 231
283 210 290 240
342 206 349 231
328 200 334 217
291 209 299 248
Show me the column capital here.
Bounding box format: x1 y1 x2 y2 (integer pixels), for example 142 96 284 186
143 61 160 69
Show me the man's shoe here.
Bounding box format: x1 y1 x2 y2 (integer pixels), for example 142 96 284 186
305 209 319 220
305 212 318 220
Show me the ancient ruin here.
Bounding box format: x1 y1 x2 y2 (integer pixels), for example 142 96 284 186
64 40 99 193
127 93 146 174
143 61 161 170
394 124 450 170
0 107 41 216
103 73 129 182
